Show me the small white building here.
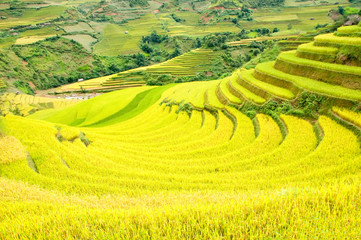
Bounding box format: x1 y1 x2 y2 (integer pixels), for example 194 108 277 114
78 78 84 82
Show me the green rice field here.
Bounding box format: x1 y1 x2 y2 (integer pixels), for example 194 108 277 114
0 6 66 29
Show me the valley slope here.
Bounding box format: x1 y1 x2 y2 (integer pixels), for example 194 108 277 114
1 24 361 238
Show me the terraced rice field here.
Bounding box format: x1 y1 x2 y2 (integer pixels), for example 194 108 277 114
227 34 299 46
0 93 80 116
93 14 165 56
160 13 239 37
0 6 66 29
63 34 97 51
241 5 338 33
14 35 55 45
1 25 361 238
13 26 65 45
59 48 215 93
93 12 239 55
63 22 95 33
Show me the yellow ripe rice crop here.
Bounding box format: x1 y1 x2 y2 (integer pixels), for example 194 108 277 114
2 24 361 238
58 126 80 141
297 42 339 55
315 33 361 46
337 25 361 34
14 35 55 45
333 107 361 127
0 135 27 164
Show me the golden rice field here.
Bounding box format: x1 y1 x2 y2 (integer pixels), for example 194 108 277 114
0 93 80 116
1 25 361 238
14 35 56 45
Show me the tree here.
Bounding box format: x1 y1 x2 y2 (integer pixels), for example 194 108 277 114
196 38 202 48
338 6 345 15
140 43 153 53
170 47 181 58
135 53 146 67
150 31 162 43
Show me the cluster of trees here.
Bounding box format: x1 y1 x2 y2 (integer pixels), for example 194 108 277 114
140 31 182 59
250 27 279 35
242 0 285 8
141 31 168 44
202 28 277 48
139 31 202 63
207 6 253 24
2 37 153 91
203 33 228 48
170 13 184 22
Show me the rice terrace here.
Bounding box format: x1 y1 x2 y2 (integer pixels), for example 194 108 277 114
1 0 361 239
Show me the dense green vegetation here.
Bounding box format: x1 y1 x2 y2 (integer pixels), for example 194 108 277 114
0 0 356 93
0 37 137 92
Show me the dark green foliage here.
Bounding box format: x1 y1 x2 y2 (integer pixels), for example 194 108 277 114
170 13 184 22
128 0 149 7
293 92 327 118
135 53 147 66
243 43 280 69
0 37 145 91
238 92 328 120
13 81 34 95
203 33 228 48
169 47 181 58
9 0 26 10
315 23 328 30
338 6 345 15
141 31 167 44
139 33 199 63
208 7 253 23
222 50 245 68
252 28 271 35
10 37 106 89
146 74 174 86
140 43 154 54
337 45 361 66
242 0 285 8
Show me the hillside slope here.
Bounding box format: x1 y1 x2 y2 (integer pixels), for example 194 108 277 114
1 24 361 239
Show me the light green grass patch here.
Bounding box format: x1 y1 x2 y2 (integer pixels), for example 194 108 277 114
63 22 95 33
63 34 97 51
94 14 164 56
